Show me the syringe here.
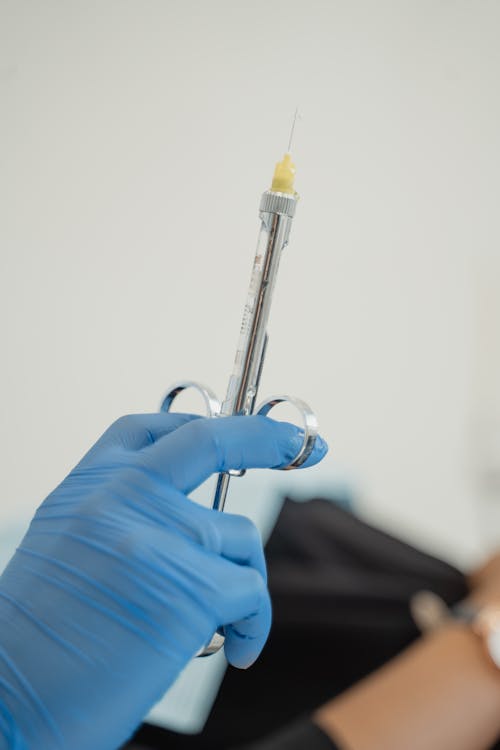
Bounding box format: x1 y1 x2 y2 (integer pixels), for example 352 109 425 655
212 152 299 511
161 146 317 655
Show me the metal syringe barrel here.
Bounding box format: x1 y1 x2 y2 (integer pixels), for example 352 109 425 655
213 190 298 512
221 191 297 418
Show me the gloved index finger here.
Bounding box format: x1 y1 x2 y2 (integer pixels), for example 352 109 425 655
77 412 201 467
140 415 328 494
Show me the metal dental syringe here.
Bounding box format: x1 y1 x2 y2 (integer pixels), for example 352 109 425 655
161 138 318 654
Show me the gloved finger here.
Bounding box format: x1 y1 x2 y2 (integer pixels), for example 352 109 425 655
79 413 201 465
141 415 328 494
192 508 267 583
115 479 268 584
208 558 271 669
223 592 272 669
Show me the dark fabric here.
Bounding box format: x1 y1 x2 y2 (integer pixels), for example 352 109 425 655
128 498 473 750
237 718 337 750
126 720 337 750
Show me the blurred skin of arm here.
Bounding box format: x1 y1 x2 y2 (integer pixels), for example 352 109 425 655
314 554 500 750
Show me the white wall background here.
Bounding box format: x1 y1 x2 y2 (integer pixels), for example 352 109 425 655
1 0 500 568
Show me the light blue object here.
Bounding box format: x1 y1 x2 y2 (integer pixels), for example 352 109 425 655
0 412 327 750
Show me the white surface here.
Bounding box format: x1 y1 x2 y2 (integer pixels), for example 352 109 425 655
2 0 500 650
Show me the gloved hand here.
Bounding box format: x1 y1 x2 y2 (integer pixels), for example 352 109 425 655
0 412 327 750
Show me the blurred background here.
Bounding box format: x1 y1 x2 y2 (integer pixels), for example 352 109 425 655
1 0 500 575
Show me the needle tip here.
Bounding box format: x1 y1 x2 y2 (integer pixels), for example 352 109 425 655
287 107 301 153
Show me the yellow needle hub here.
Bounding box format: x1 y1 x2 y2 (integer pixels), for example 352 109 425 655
270 152 296 195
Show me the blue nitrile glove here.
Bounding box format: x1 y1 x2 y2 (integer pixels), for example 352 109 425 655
0 413 327 750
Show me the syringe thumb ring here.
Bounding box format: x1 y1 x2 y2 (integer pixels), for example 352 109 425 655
254 395 318 469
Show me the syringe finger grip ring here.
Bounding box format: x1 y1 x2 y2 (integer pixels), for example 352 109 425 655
161 381 221 418
255 395 318 470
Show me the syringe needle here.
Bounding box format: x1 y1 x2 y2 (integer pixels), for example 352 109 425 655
287 107 300 154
